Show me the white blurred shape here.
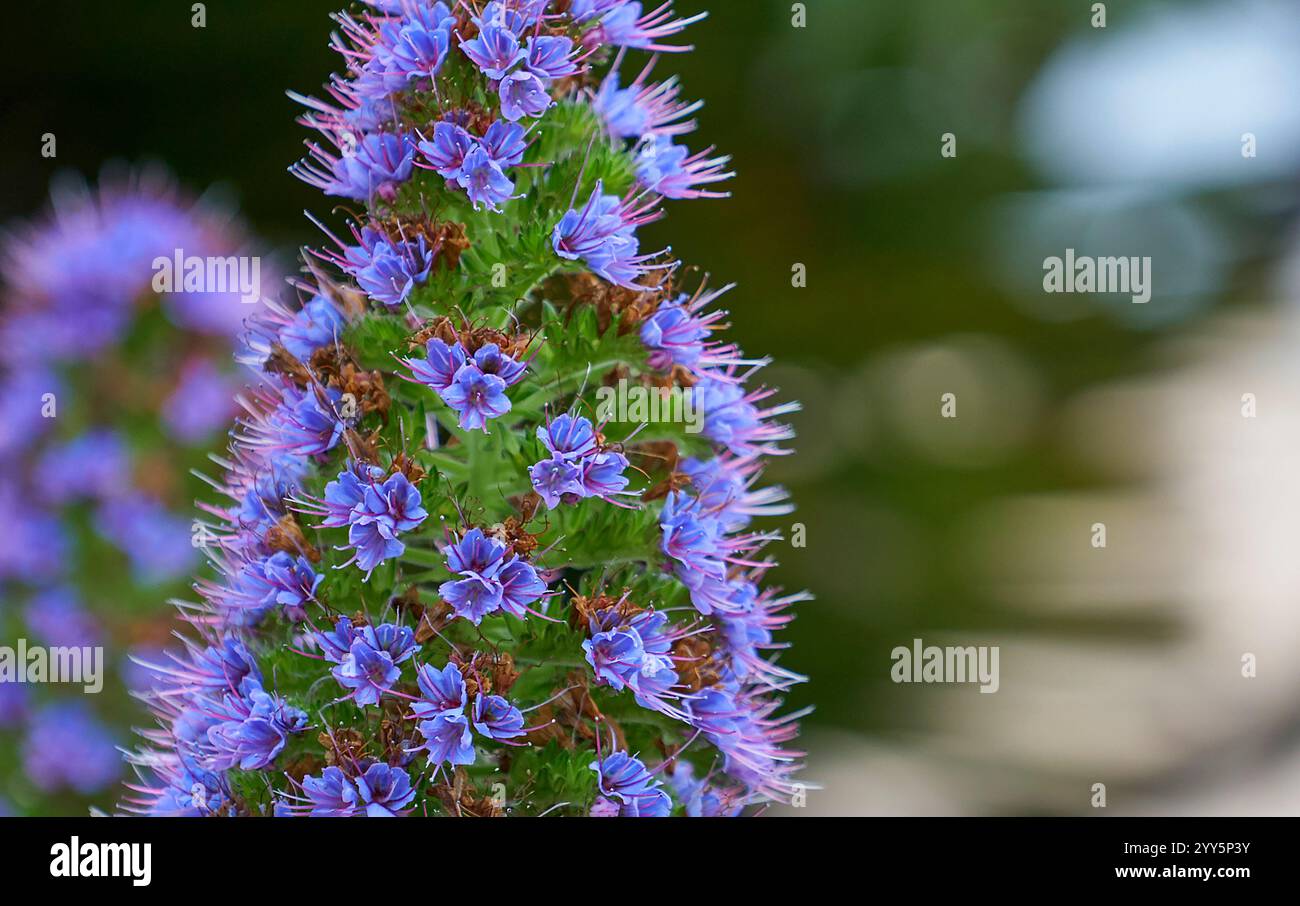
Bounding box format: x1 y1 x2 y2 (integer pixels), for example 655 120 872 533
940 309 1300 813
1019 0 1300 187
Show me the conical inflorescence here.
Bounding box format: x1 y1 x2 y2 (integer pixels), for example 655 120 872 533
124 0 809 818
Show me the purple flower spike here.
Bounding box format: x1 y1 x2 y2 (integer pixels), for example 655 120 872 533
116 0 812 822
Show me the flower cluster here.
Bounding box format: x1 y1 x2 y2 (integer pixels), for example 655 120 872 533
418 120 529 211
410 661 526 766
582 597 690 720
0 172 268 815
318 464 429 577
316 616 418 705
528 413 633 508
403 335 529 430
286 762 416 817
459 3 579 120
341 225 432 307
121 637 306 816
551 182 665 288
590 749 671 817
439 527 548 623
123 0 807 818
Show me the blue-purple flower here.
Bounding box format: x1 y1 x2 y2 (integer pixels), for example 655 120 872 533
322 621 417 705
232 551 322 623
402 338 527 432
353 762 417 816
204 681 308 772
529 414 635 508
524 35 579 80
295 130 417 201
459 20 526 80
409 661 525 766
312 464 427 577
298 766 361 816
457 145 518 211
589 749 671 817
342 228 433 307
552 182 665 288
583 604 687 718
417 120 528 210
580 1 706 54
418 122 477 180
334 470 428 577
499 70 553 121
374 2 455 85
471 693 526 740
272 385 346 456
593 58 700 139
410 662 476 766
634 135 732 199
279 295 345 361
438 527 547 623
290 762 415 817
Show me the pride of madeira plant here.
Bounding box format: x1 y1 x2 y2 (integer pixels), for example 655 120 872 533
124 0 809 817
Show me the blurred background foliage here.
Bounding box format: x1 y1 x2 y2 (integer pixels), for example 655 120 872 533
6 0 1300 814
